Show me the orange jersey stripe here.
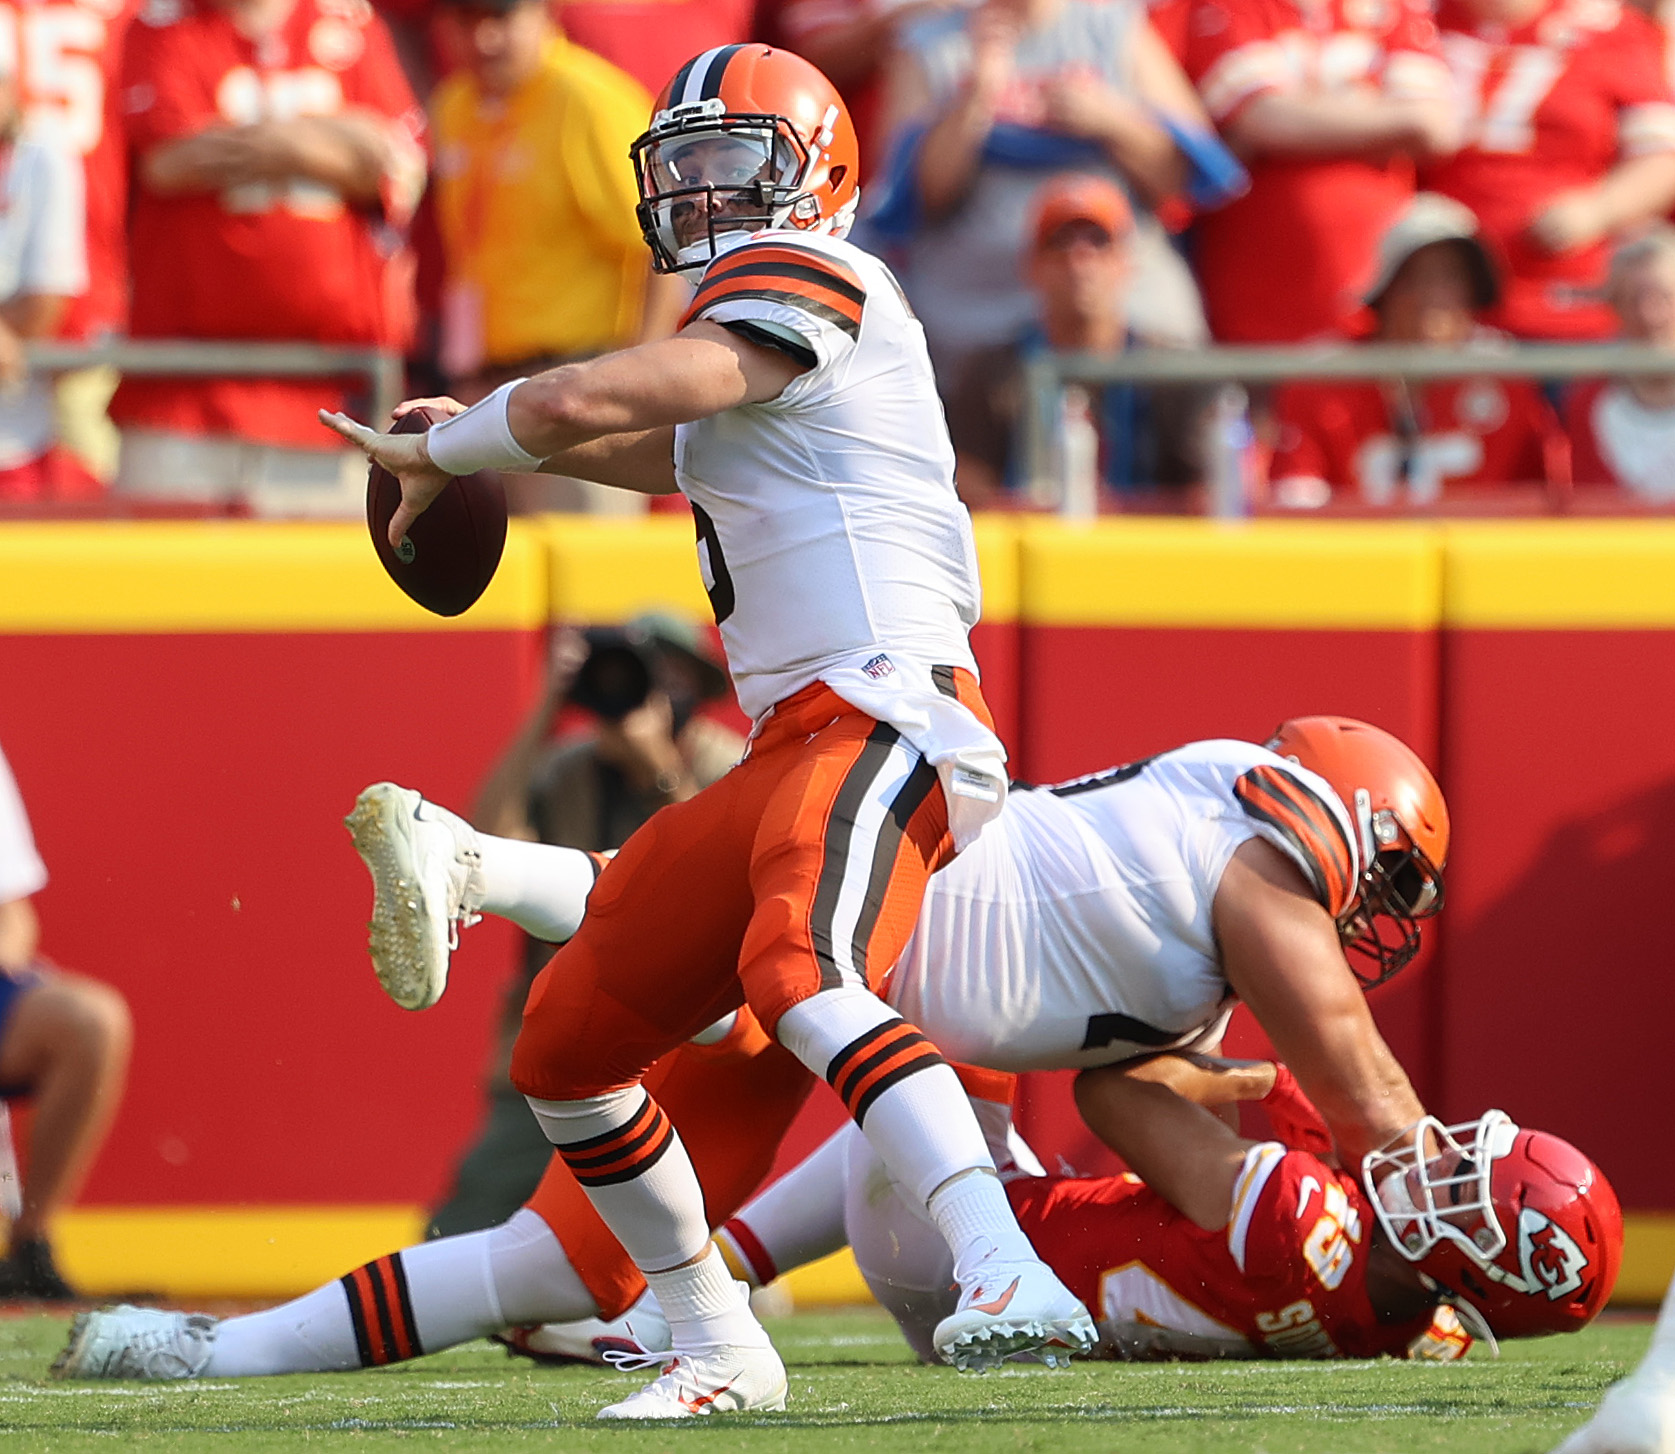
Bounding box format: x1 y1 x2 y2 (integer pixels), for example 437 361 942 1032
682 243 866 336
1234 766 1356 917
954 1061 1017 1106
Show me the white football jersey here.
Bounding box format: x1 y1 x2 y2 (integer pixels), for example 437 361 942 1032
675 229 982 723
881 741 1360 1071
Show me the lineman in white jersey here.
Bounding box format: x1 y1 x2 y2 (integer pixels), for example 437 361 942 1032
321 44 1092 1418
53 718 1455 1385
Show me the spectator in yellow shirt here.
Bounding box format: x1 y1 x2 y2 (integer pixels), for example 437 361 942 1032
430 0 685 437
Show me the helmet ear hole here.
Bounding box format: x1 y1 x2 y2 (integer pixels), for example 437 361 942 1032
829 164 847 190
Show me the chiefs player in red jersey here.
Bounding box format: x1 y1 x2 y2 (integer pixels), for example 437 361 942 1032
1268 193 1565 507
707 1049 1619 1366
1423 0 1675 341
1182 0 1458 342
112 0 424 513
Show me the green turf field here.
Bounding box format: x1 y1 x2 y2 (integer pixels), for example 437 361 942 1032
0 1306 1648 1452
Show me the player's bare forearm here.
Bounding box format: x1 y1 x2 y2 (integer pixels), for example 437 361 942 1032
1213 837 1424 1166
1074 1068 1252 1231
248 113 392 203
507 324 804 458
537 427 678 495
1117 1051 1279 1107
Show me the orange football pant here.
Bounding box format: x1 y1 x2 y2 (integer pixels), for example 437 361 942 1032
509 674 992 1103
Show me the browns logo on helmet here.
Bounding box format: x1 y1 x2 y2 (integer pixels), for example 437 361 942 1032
1265 715 1449 987
1363 1111 1622 1342
631 46 862 273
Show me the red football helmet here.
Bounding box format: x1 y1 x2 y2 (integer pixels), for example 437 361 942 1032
632 45 861 273
1265 716 1449 986
1364 1111 1623 1342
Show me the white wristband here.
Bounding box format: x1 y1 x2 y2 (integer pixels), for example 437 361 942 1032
426 379 543 474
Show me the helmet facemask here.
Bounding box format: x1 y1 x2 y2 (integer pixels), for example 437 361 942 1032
631 99 848 273
1363 1111 1519 1267
1337 791 1446 988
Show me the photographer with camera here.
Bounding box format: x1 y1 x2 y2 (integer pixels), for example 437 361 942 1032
428 612 742 1237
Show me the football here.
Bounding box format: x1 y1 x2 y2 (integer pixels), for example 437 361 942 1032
366 405 508 618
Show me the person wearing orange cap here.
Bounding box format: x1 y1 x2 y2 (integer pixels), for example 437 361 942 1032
944 172 1215 508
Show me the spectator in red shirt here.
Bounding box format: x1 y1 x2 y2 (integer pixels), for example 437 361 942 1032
111 0 425 517
1268 192 1564 507
1182 0 1459 342
1567 227 1675 501
1423 0 1675 342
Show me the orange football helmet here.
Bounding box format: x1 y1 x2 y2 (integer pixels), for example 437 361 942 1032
1364 1111 1622 1342
1265 715 1449 986
632 45 861 273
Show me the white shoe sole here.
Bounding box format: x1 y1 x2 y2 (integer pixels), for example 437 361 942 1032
345 783 449 1012
934 1312 1096 1372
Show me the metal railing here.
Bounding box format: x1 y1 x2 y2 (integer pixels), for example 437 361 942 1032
1021 343 1675 518
28 338 404 425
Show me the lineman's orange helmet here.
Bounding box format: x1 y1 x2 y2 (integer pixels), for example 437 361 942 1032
1265 715 1450 986
632 46 861 273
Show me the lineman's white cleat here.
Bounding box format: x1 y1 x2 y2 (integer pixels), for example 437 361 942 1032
596 1342 788 1419
1554 1366 1675 1454
344 782 484 1010
52 1305 217 1380
933 1253 1096 1372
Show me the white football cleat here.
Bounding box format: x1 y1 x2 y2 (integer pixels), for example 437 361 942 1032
596 1342 788 1420
1554 1365 1675 1454
52 1305 217 1380
345 782 484 1010
933 1252 1095 1372
498 1292 673 1367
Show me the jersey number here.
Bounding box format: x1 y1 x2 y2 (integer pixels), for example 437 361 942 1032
0 3 107 157
692 502 735 625
1300 1181 1363 1292
1447 41 1565 154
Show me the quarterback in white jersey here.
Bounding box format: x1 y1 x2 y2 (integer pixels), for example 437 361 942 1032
321 44 1090 1417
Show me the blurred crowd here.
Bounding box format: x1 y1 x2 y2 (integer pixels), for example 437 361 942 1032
3 0 1675 517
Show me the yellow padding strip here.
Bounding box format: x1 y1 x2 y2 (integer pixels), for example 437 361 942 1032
48 1204 1668 1311
53 1206 428 1299
1444 522 1675 627
0 522 548 632
1619 1214 1675 1306
1019 519 1442 629
778 1248 874 1308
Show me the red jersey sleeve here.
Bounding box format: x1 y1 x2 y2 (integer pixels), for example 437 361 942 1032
1229 1145 1369 1301
1183 0 1294 123
119 7 213 152
1607 8 1675 157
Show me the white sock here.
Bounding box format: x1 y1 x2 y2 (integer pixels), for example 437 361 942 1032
776 987 995 1206
476 835 600 943
927 1167 1038 1276
206 1280 366 1375
525 1087 713 1272
644 1244 766 1351
205 1215 598 1376
719 1128 855 1286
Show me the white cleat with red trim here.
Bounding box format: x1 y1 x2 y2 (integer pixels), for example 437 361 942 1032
596 1341 788 1419
932 1252 1095 1372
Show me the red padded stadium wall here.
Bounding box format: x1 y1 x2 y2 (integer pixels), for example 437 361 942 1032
0 629 540 1206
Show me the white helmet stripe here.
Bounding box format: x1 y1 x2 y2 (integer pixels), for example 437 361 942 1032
681 46 731 106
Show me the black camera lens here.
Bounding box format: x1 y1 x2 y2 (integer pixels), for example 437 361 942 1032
570 628 656 719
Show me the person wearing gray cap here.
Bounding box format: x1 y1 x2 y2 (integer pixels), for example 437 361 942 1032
1266 193 1564 509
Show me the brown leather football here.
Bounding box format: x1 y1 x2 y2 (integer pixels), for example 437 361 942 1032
366 406 508 618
